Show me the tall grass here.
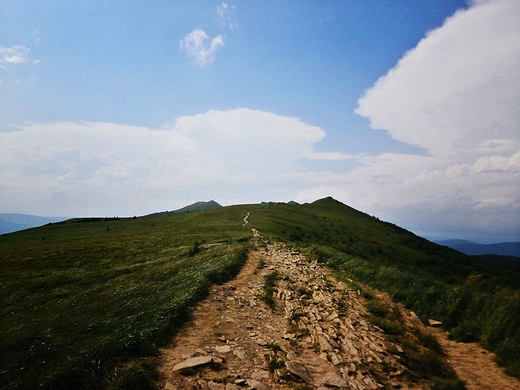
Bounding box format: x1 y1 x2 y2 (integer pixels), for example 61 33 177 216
2 198 519 387
309 244 520 378
247 199 520 378
0 207 251 389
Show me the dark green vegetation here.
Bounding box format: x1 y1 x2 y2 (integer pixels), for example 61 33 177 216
1 197 519 389
361 288 465 389
247 198 520 379
0 206 251 389
259 271 279 311
472 254 520 273
438 239 520 257
145 200 222 217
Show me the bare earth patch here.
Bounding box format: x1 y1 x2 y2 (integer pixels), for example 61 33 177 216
157 231 520 389
430 327 520 390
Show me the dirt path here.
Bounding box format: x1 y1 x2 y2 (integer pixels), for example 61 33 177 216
430 327 520 390
157 231 520 390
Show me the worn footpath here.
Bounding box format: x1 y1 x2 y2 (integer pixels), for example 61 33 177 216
158 230 429 389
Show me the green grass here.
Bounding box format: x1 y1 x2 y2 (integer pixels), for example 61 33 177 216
0 206 252 389
247 198 520 379
358 290 463 387
2 197 520 387
260 271 279 311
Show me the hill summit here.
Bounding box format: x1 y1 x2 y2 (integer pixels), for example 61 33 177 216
146 200 222 217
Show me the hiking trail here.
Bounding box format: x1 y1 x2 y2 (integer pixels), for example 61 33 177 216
157 230 520 390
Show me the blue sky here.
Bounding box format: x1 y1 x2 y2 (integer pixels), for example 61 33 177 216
1 0 519 243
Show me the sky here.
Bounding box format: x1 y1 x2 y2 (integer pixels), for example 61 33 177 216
1 0 519 243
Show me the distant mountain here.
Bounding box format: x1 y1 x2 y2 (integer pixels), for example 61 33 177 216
437 239 520 257
0 213 67 235
146 200 222 217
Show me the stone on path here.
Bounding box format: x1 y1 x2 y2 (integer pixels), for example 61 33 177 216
251 369 270 380
246 379 268 390
215 345 232 353
428 319 442 327
321 373 348 388
285 360 313 384
172 355 222 371
207 381 226 390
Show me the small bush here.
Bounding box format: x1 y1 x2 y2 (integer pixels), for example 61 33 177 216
296 286 313 299
367 299 389 318
268 358 285 372
289 311 306 324
260 271 279 311
188 241 201 257
369 315 403 335
417 331 444 355
449 322 481 343
266 343 282 352
430 377 467 390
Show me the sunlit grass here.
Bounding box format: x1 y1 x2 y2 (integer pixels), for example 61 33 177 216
1 198 519 388
0 207 251 389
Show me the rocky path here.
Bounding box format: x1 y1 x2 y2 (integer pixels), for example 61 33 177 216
158 232 426 389
157 230 520 390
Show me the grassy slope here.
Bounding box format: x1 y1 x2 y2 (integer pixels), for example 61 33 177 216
0 206 251 389
2 198 519 388
248 198 520 378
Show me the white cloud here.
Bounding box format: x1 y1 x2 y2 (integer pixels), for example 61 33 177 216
0 109 338 216
1 0 519 242
217 3 229 19
217 2 237 30
295 0 520 242
180 28 225 66
355 0 520 157
0 45 30 64
296 0 520 242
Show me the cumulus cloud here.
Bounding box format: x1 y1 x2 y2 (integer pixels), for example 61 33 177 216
2 1 519 242
0 109 345 216
180 28 225 66
0 45 30 64
355 0 520 156
295 0 520 242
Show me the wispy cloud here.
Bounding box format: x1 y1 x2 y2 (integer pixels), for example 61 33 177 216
0 45 30 64
180 28 224 67
217 2 237 30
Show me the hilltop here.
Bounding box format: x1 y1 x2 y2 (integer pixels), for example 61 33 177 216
146 200 222 217
1 197 519 389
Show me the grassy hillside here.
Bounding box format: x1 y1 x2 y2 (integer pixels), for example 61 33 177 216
1 197 519 388
248 198 520 378
0 206 251 389
146 200 222 217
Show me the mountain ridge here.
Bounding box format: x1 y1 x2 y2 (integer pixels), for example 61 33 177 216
1 197 519 388
0 213 67 235
145 200 222 217
437 239 520 257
